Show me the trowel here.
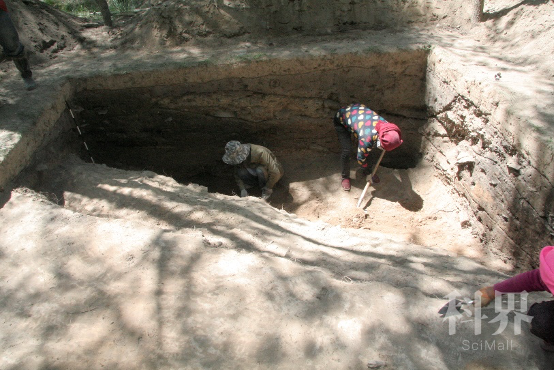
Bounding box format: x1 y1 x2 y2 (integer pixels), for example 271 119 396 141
438 298 475 318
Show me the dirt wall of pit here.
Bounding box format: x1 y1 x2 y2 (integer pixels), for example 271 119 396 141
70 50 427 189
218 0 478 34
423 47 554 269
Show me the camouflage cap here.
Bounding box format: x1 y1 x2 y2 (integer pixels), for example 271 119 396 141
222 141 250 165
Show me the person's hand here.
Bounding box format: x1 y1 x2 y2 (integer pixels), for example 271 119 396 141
367 174 380 184
476 286 496 307
261 187 273 200
240 189 248 198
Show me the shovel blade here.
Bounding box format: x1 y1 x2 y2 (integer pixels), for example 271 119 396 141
438 299 465 318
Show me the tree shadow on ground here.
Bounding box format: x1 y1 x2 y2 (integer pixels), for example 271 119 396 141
1 188 553 369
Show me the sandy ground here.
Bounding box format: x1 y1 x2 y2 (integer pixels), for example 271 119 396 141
2 158 554 369
1 0 554 368
274 154 483 259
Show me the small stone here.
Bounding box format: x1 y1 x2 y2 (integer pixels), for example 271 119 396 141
213 110 235 118
507 158 521 172
459 209 471 228
367 360 386 368
456 151 475 165
309 144 328 153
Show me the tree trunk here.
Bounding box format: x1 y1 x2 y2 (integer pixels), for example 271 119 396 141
94 0 113 27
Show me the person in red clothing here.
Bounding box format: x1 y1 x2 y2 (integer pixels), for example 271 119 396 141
477 246 554 352
0 0 37 90
334 104 402 191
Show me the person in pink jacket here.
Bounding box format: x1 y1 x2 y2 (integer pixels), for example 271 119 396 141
477 246 554 351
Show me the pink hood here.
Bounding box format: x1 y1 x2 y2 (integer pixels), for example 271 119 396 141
376 121 403 151
540 246 554 293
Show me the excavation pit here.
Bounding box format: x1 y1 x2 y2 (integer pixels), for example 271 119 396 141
20 49 481 255
70 51 428 204
15 45 551 266
9 49 487 255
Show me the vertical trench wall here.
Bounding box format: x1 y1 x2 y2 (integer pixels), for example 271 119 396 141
219 0 479 34
423 48 554 269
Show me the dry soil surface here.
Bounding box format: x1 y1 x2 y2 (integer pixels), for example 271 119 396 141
2 157 553 369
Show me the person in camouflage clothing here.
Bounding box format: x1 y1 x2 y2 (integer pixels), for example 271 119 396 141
222 141 284 201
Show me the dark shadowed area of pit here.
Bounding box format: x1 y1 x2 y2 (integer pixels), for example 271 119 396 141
68 51 428 209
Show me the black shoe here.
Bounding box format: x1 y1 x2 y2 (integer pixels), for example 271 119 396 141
23 77 37 91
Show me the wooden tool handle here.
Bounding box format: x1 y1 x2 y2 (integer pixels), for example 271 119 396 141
356 149 386 208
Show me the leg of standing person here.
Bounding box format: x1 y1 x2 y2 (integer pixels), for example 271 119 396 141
334 115 352 190
0 9 37 90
